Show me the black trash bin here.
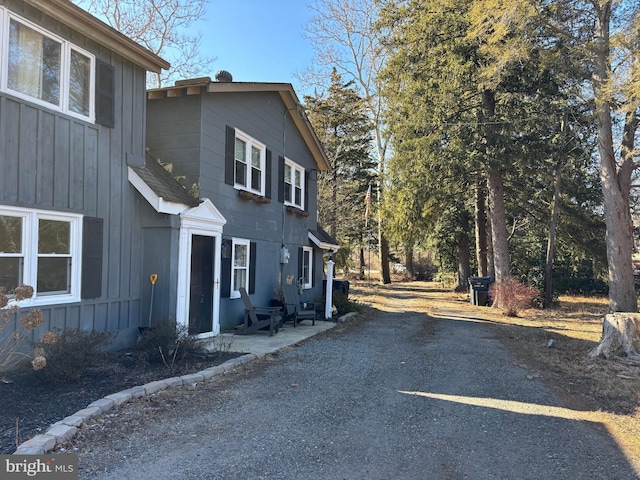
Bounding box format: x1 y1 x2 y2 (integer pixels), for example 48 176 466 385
333 280 350 297
468 276 492 306
323 279 350 298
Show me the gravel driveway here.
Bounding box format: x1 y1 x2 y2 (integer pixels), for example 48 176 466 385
79 305 638 479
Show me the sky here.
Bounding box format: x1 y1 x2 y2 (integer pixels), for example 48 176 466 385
199 1 316 95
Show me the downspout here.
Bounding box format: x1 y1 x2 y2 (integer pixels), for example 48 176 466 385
280 108 289 289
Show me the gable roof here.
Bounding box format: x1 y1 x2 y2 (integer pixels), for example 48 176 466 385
24 0 169 73
129 152 200 214
147 78 331 171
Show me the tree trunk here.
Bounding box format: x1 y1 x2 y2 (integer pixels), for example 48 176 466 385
372 114 391 285
486 200 495 279
588 313 640 360
456 231 471 292
359 247 365 280
592 4 638 313
404 244 414 278
475 179 488 277
544 160 563 309
544 111 570 309
487 167 511 284
597 108 637 313
379 230 391 284
482 89 510 287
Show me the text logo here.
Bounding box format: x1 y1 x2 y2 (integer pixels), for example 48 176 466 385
1 455 78 479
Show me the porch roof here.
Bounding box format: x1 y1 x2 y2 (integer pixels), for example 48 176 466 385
129 152 200 214
309 227 340 251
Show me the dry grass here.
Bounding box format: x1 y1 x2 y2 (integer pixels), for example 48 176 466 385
348 280 640 471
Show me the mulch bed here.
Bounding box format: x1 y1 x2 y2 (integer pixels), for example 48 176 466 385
0 350 243 454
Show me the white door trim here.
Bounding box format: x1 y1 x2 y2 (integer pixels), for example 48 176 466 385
176 199 226 338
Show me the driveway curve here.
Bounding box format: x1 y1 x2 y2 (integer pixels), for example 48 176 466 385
80 287 638 480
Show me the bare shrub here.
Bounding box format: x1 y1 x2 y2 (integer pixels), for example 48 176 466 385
413 255 437 281
0 285 44 374
206 334 234 359
34 329 115 382
135 321 199 368
492 278 539 317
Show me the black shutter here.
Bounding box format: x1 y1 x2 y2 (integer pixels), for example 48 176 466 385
225 126 235 186
95 60 114 128
278 156 285 203
220 239 232 298
81 217 103 299
298 247 303 281
249 242 257 294
304 171 310 211
312 249 316 287
265 149 272 199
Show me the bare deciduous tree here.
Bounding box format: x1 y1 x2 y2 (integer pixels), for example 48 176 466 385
75 0 213 87
302 0 393 283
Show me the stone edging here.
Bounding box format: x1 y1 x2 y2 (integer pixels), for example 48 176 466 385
13 353 258 454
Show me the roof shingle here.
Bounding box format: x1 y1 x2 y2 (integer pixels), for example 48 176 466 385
131 153 200 208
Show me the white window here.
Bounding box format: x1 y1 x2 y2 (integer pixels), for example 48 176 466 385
0 8 95 122
302 246 313 289
0 213 22 292
284 158 305 209
231 238 250 299
234 130 265 195
0 206 82 305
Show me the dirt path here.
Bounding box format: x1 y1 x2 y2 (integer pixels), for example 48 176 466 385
71 283 638 479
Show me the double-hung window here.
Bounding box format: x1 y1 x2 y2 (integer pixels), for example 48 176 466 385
0 207 82 305
0 8 95 122
234 130 266 195
231 238 250 298
284 158 305 209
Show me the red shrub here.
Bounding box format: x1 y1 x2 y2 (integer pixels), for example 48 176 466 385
491 278 539 317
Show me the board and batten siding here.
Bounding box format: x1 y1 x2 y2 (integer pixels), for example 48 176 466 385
0 0 150 346
146 89 323 331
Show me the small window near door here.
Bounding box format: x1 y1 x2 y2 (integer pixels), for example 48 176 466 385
231 238 250 298
302 246 313 289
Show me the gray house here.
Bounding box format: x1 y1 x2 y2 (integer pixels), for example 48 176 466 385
131 75 338 335
0 1 336 346
0 0 168 348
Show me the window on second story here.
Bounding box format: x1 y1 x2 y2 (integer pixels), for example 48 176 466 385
0 9 95 122
283 158 305 209
234 130 266 195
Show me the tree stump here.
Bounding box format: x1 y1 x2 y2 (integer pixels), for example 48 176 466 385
588 313 640 359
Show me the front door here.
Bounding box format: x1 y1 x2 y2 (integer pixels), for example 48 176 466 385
189 235 215 335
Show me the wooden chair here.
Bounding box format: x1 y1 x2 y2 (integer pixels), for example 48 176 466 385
238 287 281 336
281 283 319 327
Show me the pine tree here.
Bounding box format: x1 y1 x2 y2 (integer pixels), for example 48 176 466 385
305 69 376 274
304 0 394 283
377 0 606 298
